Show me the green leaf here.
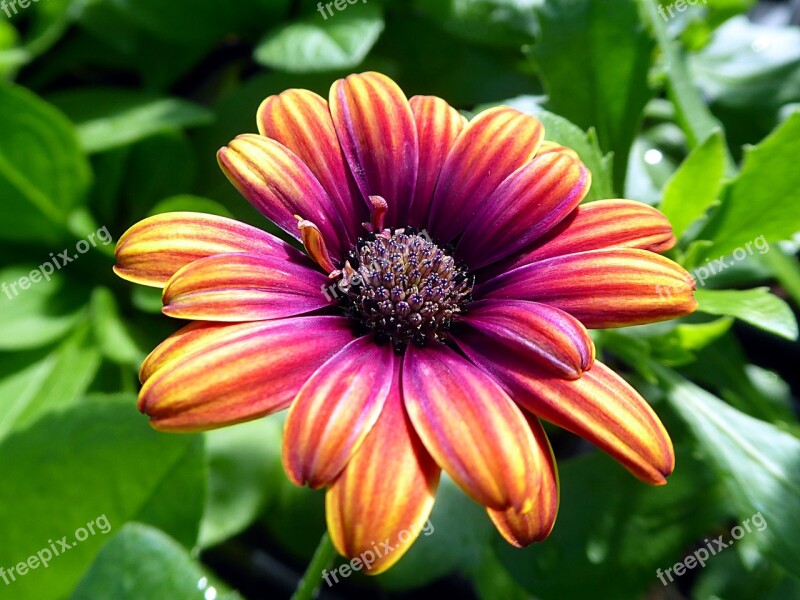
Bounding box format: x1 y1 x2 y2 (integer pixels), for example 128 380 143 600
697 113 800 260
72 523 238 600
0 265 86 350
0 19 24 75
77 0 290 45
377 477 493 590
760 246 800 308
254 4 385 73
693 535 800 600
0 324 100 440
411 0 541 48
656 364 800 581
638 0 730 157
695 287 799 341
148 195 234 219
675 331 798 426
48 88 214 153
531 0 655 191
89 287 146 368
123 132 198 217
470 547 531 600
689 17 800 111
199 418 284 548
0 84 91 243
0 398 206 599
495 448 725 599
660 130 726 239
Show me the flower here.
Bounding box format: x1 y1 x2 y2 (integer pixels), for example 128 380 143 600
114 72 696 573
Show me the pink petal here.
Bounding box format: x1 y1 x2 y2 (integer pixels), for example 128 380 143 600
326 359 440 574
407 95 468 228
486 199 678 278
457 299 594 380
113 212 307 288
478 248 697 328
487 414 559 546
161 252 331 322
403 343 545 511
329 72 419 227
456 330 675 485
282 336 394 488
258 89 364 243
138 316 357 431
456 151 590 269
427 106 544 242
218 134 349 258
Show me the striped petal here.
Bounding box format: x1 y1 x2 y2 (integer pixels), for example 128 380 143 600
479 248 697 328
218 134 348 258
258 89 364 241
456 151 590 269
161 252 330 322
113 212 305 288
457 299 594 380
282 336 394 489
330 72 418 227
138 316 355 432
403 343 544 511
427 107 544 242
536 140 579 160
488 414 559 546
456 330 674 484
491 199 678 277
407 95 468 228
326 359 440 575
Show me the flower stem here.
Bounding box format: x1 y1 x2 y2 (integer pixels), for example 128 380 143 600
290 531 337 600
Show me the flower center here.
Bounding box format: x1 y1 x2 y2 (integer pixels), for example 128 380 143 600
336 228 473 352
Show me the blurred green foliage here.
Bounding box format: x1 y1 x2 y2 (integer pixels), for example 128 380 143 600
1 0 800 598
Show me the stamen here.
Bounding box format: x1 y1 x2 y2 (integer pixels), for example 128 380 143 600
363 195 388 234
335 228 473 352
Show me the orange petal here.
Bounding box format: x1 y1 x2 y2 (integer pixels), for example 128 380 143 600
458 299 594 380
492 199 678 277
403 343 544 511
282 336 395 489
218 134 349 257
326 359 440 575
428 106 544 242
113 212 305 288
297 218 338 273
456 330 674 485
479 248 697 328
457 151 591 269
258 88 364 241
487 414 559 546
138 316 355 432
407 95 468 228
161 252 330 322
329 72 418 226
536 140 580 160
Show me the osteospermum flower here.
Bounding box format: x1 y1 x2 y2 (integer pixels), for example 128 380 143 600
114 72 696 573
